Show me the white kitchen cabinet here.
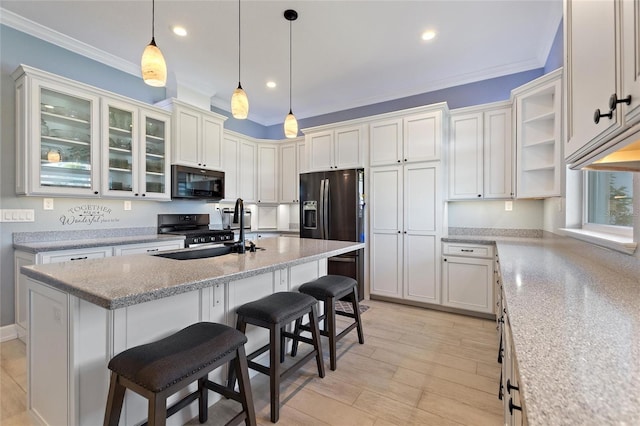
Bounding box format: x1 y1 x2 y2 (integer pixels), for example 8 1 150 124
279 139 304 203
369 163 443 304
257 143 278 203
112 240 184 256
513 70 562 198
13 66 101 197
502 302 526 425
223 133 240 200
101 98 171 200
239 139 257 202
157 98 226 170
369 108 444 166
304 124 363 171
441 242 495 314
448 103 513 200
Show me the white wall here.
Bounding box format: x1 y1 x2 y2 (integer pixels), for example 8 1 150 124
448 199 544 229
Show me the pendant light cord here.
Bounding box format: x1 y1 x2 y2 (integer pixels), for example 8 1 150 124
238 0 241 84
289 18 292 112
151 0 155 42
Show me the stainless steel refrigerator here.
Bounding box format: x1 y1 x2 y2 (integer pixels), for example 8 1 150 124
300 168 365 300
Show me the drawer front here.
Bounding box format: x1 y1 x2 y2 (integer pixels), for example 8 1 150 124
39 247 112 264
443 242 494 258
113 240 184 256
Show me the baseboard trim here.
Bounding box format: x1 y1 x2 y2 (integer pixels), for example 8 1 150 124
0 324 18 342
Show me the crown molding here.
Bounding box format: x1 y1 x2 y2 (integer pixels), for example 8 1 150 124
1 7 140 78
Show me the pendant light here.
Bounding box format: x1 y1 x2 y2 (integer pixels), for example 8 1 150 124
140 0 167 87
283 9 298 139
231 0 249 119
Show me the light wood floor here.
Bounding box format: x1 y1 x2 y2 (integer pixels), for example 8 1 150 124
0 299 502 425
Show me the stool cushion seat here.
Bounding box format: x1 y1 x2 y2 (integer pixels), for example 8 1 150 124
299 275 357 299
236 291 317 324
108 322 247 392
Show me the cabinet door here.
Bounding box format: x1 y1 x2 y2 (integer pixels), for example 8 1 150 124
566 0 620 160
223 135 239 200
14 251 36 339
334 125 363 169
622 0 640 126
441 256 494 313
306 130 334 171
103 99 138 197
279 142 298 203
258 144 278 203
370 119 402 166
140 109 170 200
449 112 483 199
296 140 306 174
404 111 441 162
239 139 257 202
484 107 513 199
369 166 403 297
173 106 201 168
201 115 223 169
26 79 100 196
404 163 441 303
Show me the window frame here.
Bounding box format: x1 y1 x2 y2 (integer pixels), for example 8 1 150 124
582 171 633 239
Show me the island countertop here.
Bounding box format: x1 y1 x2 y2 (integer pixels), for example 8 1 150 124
20 237 364 310
446 233 640 425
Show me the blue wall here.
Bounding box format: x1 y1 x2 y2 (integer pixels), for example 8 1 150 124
544 19 564 74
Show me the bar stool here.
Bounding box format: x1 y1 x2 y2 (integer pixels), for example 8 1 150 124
293 275 365 371
230 292 325 423
104 322 256 426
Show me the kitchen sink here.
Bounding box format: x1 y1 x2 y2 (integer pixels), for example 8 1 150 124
153 245 234 260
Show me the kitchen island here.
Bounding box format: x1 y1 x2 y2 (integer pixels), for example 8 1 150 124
20 237 364 426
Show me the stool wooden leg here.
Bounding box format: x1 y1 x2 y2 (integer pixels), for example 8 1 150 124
326 296 338 371
351 287 365 344
104 372 126 426
308 304 326 379
290 317 302 357
235 345 257 426
198 375 208 423
148 393 166 426
229 317 247 390
270 323 281 423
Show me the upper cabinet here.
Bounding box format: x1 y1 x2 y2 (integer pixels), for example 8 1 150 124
448 103 513 200
13 65 170 200
101 98 171 200
565 0 640 167
304 124 364 172
222 132 257 202
279 139 304 203
156 98 226 171
513 70 562 198
370 108 444 166
257 143 278 203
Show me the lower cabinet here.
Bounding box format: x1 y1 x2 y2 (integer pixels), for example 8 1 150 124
501 300 526 425
441 242 495 314
14 239 184 341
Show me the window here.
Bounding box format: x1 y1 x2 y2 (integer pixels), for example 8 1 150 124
584 171 633 235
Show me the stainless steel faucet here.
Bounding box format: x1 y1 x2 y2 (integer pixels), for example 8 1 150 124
233 198 246 254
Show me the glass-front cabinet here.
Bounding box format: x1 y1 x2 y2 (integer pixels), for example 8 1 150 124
16 76 101 196
14 65 170 200
102 99 170 200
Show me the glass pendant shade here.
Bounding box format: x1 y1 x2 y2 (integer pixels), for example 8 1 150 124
231 84 249 119
284 110 298 138
141 39 167 87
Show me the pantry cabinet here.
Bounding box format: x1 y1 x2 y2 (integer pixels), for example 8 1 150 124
513 70 562 198
564 0 640 166
448 103 512 200
369 162 443 304
304 124 363 172
157 99 226 170
369 107 445 166
101 98 171 200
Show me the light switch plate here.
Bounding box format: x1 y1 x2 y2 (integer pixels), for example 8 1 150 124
0 209 35 222
505 201 513 211
124 201 132 211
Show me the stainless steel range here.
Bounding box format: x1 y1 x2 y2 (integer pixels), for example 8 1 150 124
157 214 234 247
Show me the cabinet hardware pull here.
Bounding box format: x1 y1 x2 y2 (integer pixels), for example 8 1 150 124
461 249 474 252
443 258 447 262
509 398 522 414
477 194 482 197
94 191 99 195
507 379 519 393
146 248 159 252
609 93 632 111
70 256 88 261
593 108 613 124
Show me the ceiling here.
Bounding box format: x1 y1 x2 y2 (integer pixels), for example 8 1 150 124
1 1 563 126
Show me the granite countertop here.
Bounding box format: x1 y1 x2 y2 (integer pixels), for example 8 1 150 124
448 233 640 425
21 237 364 310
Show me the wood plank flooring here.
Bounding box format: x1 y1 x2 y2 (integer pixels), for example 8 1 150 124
0 299 502 425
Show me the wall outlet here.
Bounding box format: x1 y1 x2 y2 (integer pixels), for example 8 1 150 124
124 201 132 211
43 198 54 210
505 201 513 211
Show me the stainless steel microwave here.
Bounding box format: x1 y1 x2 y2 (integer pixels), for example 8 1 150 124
171 165 225 200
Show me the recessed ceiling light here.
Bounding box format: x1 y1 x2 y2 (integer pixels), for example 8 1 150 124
172 26 187 37
422 30 436 41
266 81 277 89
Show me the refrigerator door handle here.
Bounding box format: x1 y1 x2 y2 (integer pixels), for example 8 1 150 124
319 178 325 238
323 178 330 239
